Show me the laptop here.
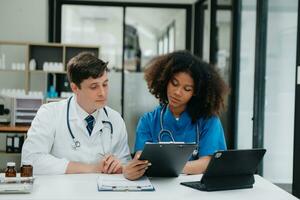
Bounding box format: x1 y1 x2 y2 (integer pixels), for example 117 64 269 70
180 148 266 191
139 143 197 177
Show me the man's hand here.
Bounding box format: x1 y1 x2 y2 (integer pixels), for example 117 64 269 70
101 155 123 174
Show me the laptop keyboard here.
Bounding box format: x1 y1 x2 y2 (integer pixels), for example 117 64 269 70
190 182 206 189
181 181 206 190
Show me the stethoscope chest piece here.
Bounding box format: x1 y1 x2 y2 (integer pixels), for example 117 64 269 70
72 140 80 150
192 149 199 158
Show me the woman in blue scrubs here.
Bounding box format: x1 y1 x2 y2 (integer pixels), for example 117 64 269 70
123 50 229 180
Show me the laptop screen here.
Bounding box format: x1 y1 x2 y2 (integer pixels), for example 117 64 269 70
203 149 266 177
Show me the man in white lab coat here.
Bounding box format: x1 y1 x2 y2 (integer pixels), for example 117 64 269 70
21 52 131 175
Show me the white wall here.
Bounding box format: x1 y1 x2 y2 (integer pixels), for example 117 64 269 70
0 0 48 42
263 10 297 183
0 0 48 92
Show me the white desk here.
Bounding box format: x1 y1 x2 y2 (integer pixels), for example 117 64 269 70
0 174 298 200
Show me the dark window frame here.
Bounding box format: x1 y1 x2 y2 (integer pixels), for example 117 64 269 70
293 0 300 197
253 0 268 175
194 0 237 149
231 0 241 149
157 21 176 55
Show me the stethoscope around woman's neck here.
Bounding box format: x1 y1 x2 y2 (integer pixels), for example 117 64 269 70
66 96 113 151
158 105 201 159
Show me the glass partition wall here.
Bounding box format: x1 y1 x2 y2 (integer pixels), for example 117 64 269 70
264 0 298 186
237 0 298 191
237 0 256 149
61 5 123 113
202 0 234 148
59 3 190 151
124 7 186 148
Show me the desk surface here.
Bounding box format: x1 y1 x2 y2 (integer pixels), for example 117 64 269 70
0 174 298 200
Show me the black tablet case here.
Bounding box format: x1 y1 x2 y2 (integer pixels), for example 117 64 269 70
139 143 197 177
181 149 266 191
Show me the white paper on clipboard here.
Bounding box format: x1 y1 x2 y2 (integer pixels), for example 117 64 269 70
97 174 154 191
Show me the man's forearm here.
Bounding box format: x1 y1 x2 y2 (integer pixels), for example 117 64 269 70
65 161 101 174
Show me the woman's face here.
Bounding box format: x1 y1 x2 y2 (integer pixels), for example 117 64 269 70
167 72 194 110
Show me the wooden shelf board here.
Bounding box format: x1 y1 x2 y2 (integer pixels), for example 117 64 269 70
0 69 25 72
0 125 29 133
30 70 66 74
0 41 29 46
0 151 21 155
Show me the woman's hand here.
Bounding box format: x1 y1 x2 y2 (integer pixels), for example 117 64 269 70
123 152 150 180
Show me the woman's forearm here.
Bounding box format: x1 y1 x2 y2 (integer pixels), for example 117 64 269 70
182 156 211 175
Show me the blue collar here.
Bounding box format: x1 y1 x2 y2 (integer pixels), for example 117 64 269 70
163 105 191 129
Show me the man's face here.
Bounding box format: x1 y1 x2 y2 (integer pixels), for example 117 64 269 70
71 71 109 113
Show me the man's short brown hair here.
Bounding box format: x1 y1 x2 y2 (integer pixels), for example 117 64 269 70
67 52 108 88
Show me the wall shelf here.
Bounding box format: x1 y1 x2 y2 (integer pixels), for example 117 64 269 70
0 41 100 94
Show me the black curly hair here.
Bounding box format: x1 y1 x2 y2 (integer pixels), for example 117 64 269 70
144 50 229 123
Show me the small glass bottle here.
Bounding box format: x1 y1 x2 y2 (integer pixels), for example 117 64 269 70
20 162 33 177
5 162 17 177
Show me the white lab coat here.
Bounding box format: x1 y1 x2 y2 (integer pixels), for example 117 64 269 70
21 97 131 175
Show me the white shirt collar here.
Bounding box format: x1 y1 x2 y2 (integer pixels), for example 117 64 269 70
74 96 99 123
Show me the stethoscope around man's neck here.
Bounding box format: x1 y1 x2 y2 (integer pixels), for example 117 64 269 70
66 96 113 151
158 105 201 159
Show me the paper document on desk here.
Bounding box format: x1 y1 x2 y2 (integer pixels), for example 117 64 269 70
97 174 154 191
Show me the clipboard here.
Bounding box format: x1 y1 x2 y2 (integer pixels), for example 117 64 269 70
97 174 154 191
139 142 197 177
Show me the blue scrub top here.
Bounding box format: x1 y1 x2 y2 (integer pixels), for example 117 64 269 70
134 105 227 159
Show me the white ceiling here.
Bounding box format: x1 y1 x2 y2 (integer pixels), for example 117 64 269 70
66 4 186 36
126 7 186 35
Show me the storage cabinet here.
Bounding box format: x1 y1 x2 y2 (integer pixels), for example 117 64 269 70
29 44 64 71
0 126 29 172
13 97 43 125
65 46 99 64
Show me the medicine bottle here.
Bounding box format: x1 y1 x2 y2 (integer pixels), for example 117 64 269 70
20 162 33 177
5 162 17 177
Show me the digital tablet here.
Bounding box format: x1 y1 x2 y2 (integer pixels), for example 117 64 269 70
139 143 197 177
181 148 266 191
